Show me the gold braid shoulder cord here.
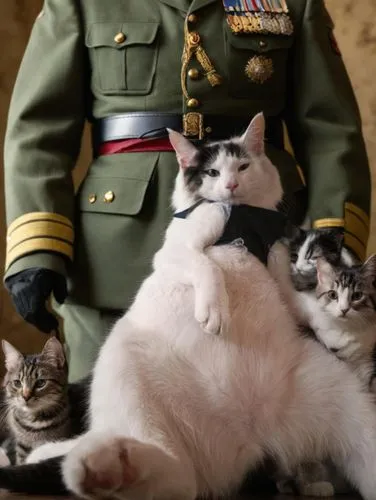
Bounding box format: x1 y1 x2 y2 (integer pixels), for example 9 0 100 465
181 16 223 102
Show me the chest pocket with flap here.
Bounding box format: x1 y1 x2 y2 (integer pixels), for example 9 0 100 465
86 22 159 95
225 26 293 99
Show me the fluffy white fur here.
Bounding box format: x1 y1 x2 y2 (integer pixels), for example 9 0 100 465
27 114 376 500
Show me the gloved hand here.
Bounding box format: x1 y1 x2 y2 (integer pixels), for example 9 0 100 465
5 268 67 333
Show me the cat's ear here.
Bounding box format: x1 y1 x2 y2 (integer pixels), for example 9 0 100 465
316 257 336 287
241 112 265 156
361 254 376 283
1 340 23 371
288 224 306 242
41 337 66 369
167 129 198 169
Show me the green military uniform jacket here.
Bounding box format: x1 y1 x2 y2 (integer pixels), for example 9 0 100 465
4 0 371 311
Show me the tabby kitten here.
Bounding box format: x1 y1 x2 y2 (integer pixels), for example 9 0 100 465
1 337 87 465
312 255 376 385
278 255 376 497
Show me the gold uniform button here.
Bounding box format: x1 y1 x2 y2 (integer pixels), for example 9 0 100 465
259 40 267 48
88 194 97 204
188 14 198 23
187 98 200 108
188 68 200 80
114 32 126 44
104 191 115 203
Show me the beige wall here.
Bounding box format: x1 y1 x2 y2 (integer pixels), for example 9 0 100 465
0 0 375 374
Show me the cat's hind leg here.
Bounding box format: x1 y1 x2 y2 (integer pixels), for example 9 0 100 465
62 431 197 500
273 342 376 500
0 449 10 467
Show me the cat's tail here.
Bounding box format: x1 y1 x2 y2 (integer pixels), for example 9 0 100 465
0 456 68 495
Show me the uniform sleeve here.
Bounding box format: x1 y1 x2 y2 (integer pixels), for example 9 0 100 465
284 0 371 260
4 0 86 278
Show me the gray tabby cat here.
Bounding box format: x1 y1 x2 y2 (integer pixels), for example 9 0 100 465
312 256 376 385
1 337 87 465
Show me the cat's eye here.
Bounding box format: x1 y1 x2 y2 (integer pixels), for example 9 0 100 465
290 252 298 263
352 291 363 302
35 380 47 389
205 169 219 177
327 290 338 301
13 380 22 389
238 163 249 172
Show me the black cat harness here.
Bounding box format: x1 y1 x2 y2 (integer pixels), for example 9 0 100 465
174 200 289 265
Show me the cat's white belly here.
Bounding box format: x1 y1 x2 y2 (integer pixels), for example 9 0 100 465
89 246 303 493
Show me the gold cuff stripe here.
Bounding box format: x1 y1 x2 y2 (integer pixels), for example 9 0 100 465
5 238 73 271
296 165 306 187
344 211 369 248
313 218 345 229
344 232 366 261
345 202 370 228
7 221 74 253
8 212 73 237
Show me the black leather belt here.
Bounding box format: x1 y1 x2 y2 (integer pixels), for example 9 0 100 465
92 112 283 153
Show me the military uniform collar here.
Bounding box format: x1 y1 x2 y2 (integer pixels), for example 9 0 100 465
158 0 217 14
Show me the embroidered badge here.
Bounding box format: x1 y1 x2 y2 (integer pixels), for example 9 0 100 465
222 0 294 36
245 55 274 83
328 29 341 56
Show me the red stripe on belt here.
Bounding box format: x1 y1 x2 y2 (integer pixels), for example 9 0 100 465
98 137 174 156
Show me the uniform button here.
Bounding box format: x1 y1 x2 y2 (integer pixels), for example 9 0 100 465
188 68 200 80
188 14 198 23
104 191 115 203
259 40 267 48
114 32 126 44
205 126 212 134
187 98 200 108
88 194 97 204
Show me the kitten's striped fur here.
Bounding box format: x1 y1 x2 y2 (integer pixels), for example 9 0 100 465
2 338 83 464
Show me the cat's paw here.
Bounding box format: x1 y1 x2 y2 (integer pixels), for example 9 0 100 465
276 479 295 494
300 481 335 497
63 434 140 498
195 293 230 335
0 449 10 467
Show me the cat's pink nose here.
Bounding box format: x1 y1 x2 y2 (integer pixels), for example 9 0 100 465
22 388 31 401
226 182 239 192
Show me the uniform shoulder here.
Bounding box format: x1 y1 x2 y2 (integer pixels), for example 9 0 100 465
286 0 307 25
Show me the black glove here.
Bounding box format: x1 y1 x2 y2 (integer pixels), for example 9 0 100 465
5 268 67 333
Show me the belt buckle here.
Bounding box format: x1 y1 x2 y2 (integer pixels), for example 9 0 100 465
183 112 204 140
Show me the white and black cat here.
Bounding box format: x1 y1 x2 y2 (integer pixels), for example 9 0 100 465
1 114 376 500
287 227 356 291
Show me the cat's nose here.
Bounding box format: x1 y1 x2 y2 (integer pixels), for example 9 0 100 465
226 182 239 192
22 389 31 401
341 308 349 316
